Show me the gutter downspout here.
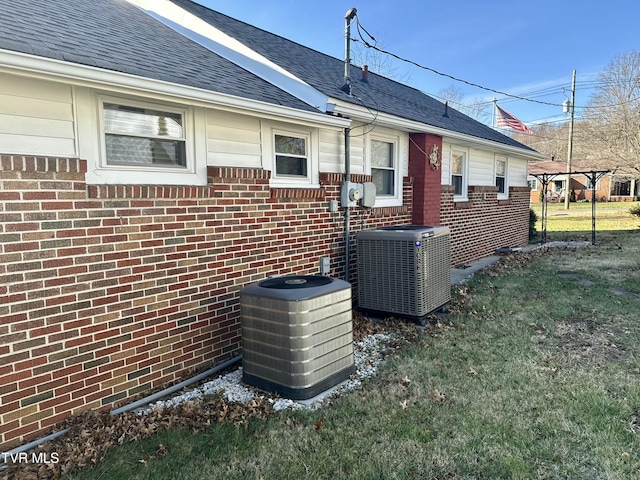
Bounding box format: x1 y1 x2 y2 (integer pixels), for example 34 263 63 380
0 355 242 468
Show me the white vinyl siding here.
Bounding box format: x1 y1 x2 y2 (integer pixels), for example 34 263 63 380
0 73 76 156
468 149 494 186
205 113 345 174
319 128 351 174
508 159 528 186
348 133 366 175
206 110 262 167
442 142 530 195
318 121 368 175
441 147 451 184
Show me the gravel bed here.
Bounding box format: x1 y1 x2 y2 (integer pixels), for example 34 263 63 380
141 333 395 414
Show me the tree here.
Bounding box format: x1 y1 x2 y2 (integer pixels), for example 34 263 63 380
435 84 492 123
351 36 411 83
513 122 569 160
577 50 640 173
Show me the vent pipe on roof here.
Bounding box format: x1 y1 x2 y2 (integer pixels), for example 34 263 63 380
361 65 369 82
341 8 357 95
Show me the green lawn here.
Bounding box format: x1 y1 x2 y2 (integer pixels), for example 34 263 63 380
10 204 640 480
532 201 640 241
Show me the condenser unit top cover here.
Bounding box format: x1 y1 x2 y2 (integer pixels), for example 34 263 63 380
240 275 348 302
360 225 450 241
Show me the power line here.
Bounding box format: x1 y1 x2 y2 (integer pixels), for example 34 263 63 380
352 14 564 107
353 13 640 112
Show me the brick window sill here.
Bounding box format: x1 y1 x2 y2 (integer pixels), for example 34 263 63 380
454 200 472 209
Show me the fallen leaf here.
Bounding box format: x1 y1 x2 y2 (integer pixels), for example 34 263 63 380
314 420 323 431
138 455 151 465
156 444 168 457
401 375 411 386
400 400 409 410
468 367 478 376
428 389 447 404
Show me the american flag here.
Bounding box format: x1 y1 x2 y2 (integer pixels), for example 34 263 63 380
495 105 533 134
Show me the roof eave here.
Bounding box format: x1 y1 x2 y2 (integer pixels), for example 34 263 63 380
0 49 350 129
332 99 546 160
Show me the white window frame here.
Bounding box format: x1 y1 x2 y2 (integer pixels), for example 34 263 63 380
528 178 538 191
262 121 319 189
366 132 402 207
495 155 508 199
553 179 566 193
585 176 599 190
451 147 468 201
273 129 310 179
78 90 207 186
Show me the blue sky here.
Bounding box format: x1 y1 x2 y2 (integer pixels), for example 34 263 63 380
196 1 639 128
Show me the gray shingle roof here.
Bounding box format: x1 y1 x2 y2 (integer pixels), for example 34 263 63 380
171 0 537 153
1 0 537 153
0 0 317 113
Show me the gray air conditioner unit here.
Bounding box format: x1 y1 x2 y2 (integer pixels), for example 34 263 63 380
356 225 451 323
240 275 355 400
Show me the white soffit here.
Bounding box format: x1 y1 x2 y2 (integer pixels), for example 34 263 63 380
126 0 330 113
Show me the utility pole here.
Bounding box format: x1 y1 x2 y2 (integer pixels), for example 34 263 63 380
341 8 357 95
492 98 497 128
564 69 576 210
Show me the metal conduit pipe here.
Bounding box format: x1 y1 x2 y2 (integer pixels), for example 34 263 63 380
344 126 351 283
111 354 242 414
1 354 242 468
342 8 356 284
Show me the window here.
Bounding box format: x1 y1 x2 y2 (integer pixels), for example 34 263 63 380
365 132 403 207
451 150 466 197
612 179 631 196
495 157 507 195
528 178 538 191
263 122 318 188
371 139 395 196
103 102 187 168
553 180 565 193
79 92 206 186
274 133 308 177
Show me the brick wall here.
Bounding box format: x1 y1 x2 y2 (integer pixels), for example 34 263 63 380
441 185 531 267
0 155 412 449
409 133 442 226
